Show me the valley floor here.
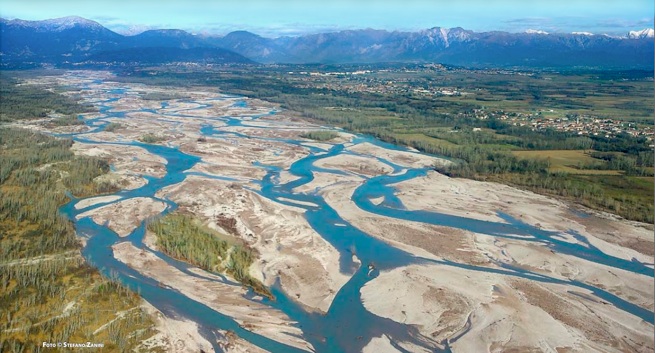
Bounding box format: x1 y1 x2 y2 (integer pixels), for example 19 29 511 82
19 70 654 353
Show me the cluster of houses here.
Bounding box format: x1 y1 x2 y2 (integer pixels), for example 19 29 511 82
475 109 654 143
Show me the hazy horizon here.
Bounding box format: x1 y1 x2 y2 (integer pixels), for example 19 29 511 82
1 0 653 37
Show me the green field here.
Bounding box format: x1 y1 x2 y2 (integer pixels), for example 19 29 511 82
512 150 623 175
393 133 457 148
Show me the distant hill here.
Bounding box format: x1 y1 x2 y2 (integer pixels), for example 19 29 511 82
123 29 205 49
0 16 253 66
0 16 122 63
207 31 297 63
1 16 653 69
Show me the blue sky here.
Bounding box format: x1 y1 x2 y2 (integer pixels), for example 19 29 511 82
1 0 653 36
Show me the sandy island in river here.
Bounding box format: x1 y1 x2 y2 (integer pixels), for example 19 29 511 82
155 176 351 314
77 197 167 237
112 242 312 352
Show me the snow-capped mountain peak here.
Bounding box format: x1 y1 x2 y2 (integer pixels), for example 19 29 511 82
7 16 103 31
448 27 472 41
420 27 472 47
525 29 549 35
628 28 654 39
572 31 594 36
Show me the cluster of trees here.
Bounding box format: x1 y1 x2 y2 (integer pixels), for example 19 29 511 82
104 122 123 132
590 133 653 155
299 131 339 141
372 130 551 176
147 213 229 270
50 116 85 126
147 213 272 298
226 245 266 296
578 151 654 176
141 92 189 101
495 172 653 223
139 133 167 144
62 157 116 196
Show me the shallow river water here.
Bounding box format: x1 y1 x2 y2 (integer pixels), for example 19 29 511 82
56 77 653 353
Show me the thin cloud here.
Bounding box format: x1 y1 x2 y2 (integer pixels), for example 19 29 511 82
500 17 560 33
90 16 176 35
89 15 120 22
503 17 552 25
596 18 653 28
498 15 653 34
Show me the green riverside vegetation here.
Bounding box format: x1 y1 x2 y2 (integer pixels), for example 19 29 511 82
115 65 654 223
50 116 85 126
147 213 272 299
300 131 339 141
104 122 123 132
139 133 167 144
0 78 155 351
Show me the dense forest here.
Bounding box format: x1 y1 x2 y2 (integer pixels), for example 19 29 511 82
0 80 154 351
116 66 654 223
0 75 94 122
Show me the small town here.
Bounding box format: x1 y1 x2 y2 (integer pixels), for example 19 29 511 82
285 66 654 144
472 109 654 142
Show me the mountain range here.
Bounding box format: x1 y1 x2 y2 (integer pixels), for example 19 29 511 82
1 16 653 69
